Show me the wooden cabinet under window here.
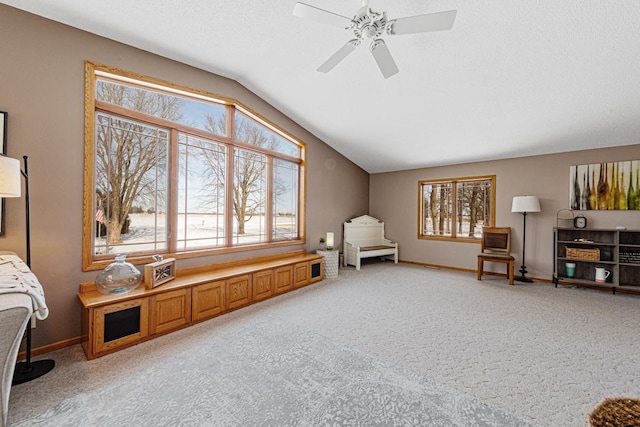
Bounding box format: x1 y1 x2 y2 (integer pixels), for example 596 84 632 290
192 280 226 322
294 262 309 288
252 270 274 301
227 274 252 309
90 297 149 356
274 265 293 294
149 288 191 335
294 258 323 288
553 228 640 295
78 250 323 359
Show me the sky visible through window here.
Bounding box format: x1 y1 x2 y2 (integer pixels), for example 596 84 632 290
89 69 304 264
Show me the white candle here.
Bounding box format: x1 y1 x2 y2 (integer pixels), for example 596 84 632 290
326 232 334 249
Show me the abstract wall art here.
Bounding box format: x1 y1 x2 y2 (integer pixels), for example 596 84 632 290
570 160 640 210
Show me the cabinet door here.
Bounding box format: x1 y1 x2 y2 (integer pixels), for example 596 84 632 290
149 288 191 335
94 297 149 355
192 280 226 322
253 270 274 301
227 274 252 309
294 261 309 288
274 265 293 294
309 258 323 283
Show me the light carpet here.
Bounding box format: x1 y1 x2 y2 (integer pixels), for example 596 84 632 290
9 318 534 426
8 262 640 426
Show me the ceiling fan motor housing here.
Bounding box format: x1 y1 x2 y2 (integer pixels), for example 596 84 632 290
351 7 387 40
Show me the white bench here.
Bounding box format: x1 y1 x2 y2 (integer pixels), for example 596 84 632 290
343 215 398 270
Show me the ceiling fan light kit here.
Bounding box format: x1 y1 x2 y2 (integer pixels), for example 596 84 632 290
293 0 457 78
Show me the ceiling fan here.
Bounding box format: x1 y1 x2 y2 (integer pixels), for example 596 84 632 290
293 0 457 78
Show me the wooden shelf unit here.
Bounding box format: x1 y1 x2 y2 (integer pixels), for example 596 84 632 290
79 250 323 359
553 228 640 295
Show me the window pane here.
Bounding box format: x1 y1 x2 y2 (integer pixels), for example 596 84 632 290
177 134 227 250
456 179 492 239
421 182 453 237
86 65 306 268
233 149 267 245
96 79 227 136
273 159 299 241
94 113 169 256
234 111 300 158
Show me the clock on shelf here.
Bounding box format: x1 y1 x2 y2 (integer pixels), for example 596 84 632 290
574 214 587 229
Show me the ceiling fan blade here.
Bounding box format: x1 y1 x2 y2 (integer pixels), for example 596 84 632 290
370 39 399 79
293 2 352 29
317 40 359 73
389 10 457 35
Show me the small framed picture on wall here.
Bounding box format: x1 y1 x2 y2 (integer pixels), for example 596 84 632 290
0 111 7 236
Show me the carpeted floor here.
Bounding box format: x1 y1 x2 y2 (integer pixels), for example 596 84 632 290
8 318 535 426
8 262 640 426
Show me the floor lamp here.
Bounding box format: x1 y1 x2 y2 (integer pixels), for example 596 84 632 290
0 155 55 384
511 195 541 283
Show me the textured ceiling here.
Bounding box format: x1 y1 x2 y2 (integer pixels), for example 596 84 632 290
3 0 640 173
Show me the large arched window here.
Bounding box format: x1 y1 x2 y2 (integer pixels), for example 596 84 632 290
83 62 306 270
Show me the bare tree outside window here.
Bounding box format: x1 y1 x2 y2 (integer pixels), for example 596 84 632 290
94 81 181 253
85 64 305 269
420 176 495 240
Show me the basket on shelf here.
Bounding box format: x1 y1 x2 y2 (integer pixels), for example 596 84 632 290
566 247 600 261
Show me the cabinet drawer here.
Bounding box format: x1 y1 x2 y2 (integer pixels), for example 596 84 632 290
149 289 191 335
192 280 226 322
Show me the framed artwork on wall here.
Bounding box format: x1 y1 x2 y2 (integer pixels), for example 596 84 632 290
570 160 640 210
0 111 7 236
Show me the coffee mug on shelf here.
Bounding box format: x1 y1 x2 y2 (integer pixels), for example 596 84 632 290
565 262 576 278
595 267 610 283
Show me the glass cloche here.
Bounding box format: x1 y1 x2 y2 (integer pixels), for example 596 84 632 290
95 254 142 295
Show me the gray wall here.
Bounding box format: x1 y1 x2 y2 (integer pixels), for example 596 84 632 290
370 145 640 279
0 5 369 347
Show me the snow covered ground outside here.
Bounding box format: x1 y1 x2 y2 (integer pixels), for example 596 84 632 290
95 213 296 255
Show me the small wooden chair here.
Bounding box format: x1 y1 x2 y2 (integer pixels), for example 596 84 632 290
477 227 515 286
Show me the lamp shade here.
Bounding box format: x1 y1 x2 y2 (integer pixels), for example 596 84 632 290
511 195 541 213
0 155 21 197
326 232 334 249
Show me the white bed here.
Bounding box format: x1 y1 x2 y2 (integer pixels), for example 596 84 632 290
343 215 398 270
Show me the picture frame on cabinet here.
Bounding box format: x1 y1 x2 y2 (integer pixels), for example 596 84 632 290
144 257 176 289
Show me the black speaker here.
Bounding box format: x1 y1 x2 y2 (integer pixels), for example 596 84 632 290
311 261 321 279
104 306 141 343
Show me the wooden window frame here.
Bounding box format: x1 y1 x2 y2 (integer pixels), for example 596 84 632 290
418 175 496 242
83 62 307 271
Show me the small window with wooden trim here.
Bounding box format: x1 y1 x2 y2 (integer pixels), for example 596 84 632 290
83 62 306 270
418 175 495 241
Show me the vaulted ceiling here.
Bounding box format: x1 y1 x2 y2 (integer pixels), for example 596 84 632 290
3 0 640 173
